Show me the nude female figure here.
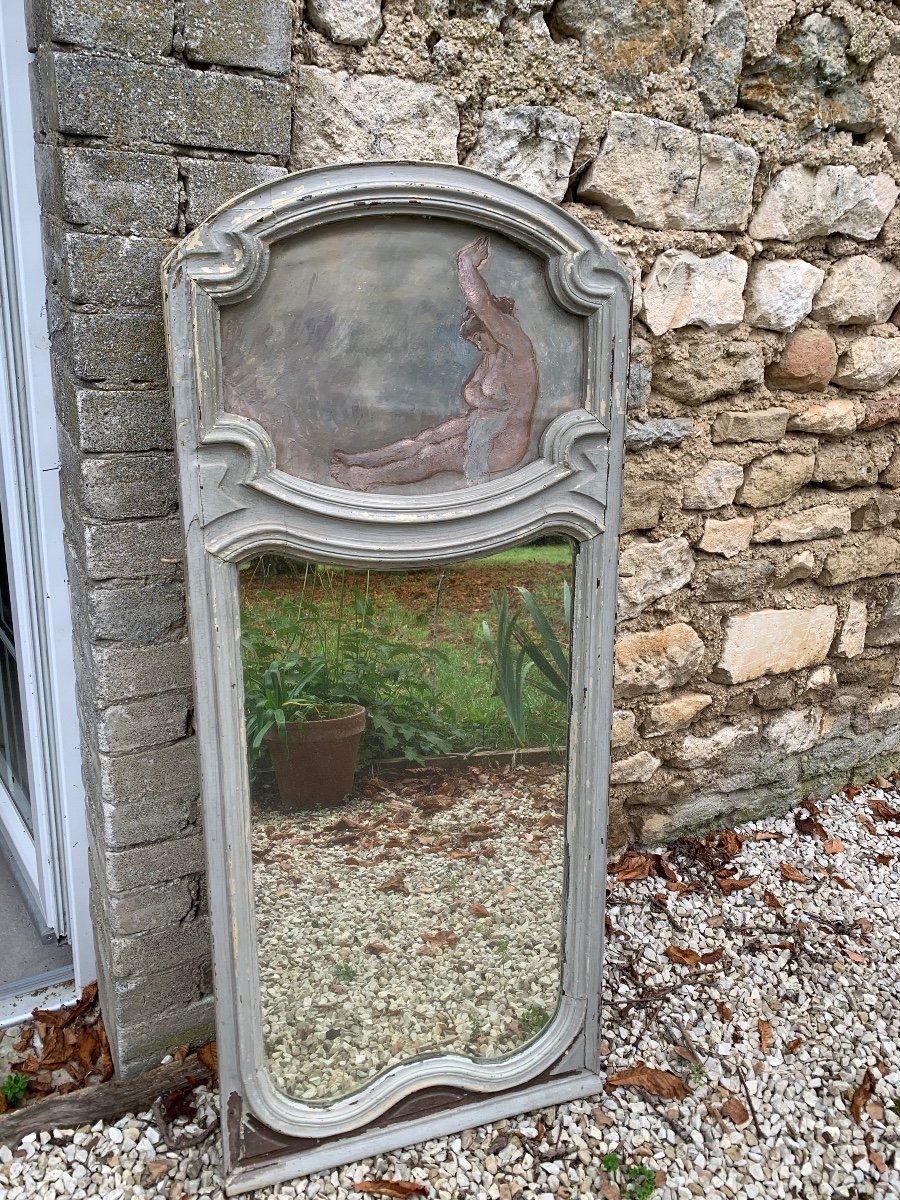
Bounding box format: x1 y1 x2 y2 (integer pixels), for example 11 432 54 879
330 236 539 491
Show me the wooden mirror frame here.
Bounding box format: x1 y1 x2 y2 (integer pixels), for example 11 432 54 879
162 162 630 1195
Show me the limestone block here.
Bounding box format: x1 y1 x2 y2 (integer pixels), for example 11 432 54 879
774 550 815 587
859 395 900 431
682 460 744 510
714 606 838 684
621 479 666 533
611 751 661 784
739 14 874 135
699 517 753 558
180 159 287 229
812 256 900 327
54 148 179 236
654 340 764 404
70 387 173 454
46 52 291 156
865 586 900 647
183 0 291 73
744 260 824 332
643 251 747 336
818 533 900 586
812 443 878 490
755 504 851 543
834 600 867 658
749 165 899 242
617 537 695 619
614 623 705 699
292 68 459 168
693 0 745 116
625 418 694 451
704 560 774 600
764 707 822 753
881 447 900 487
643 692 712 737
627 343 652 411
767 328 838 392
850 492 900 530
668 724 757 768
738 452 815 508
867 693 900 729
549 0 690 97
787 399 856 437
712 408 790 443
466 106 580 203
833 338 900 392
307 0 383 44
579 113 758 231
611 709 636 747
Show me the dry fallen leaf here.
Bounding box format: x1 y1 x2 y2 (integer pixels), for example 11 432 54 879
875 854 893 866
609 852 653 882
355 1182 428 1197
763 890 783 910
785 1037 803 1054
196 1041 218 1078
718 830 743 858
869 797 900 822
846 950 867 964
600 1183 621 1200
606 1063 692 1100
758 1020 773 1054
850 1068 876 1125
716 1001 734 1022
378 874 409 895
822 838 845 855
830 874 855 890
665 945 701 968
591 1105 615 1128
779 863 808 883
145 1162 171 1183
865 1132 887 1175
467 903 491 918
420 930 458 949
700 949 724 965
752 830 785 843
721 1096 750 1125
718 876 757 896
365 942 391 956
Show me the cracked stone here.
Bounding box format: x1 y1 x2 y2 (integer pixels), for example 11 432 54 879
617 536 695 619
714 606 838 684
749 164 898 242
744 259 824 332
833 338 900 392
812 256 900 327
465 105 580 203
738 452 815 508
643 250 747 336
754 504 851 543
682 460 744 510
578 112 758 231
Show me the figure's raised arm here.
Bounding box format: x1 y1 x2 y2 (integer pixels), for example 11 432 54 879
456 236 518 345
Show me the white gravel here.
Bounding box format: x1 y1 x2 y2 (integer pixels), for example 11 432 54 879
2 777 899 1198
252 764 565 1099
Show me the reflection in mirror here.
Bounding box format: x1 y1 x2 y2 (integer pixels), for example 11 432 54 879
239 540 575 1103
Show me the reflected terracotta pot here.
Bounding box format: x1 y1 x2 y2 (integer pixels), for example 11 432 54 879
265 705 367 809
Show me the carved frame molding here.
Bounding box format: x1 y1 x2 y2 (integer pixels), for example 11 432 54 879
162 162 630 1195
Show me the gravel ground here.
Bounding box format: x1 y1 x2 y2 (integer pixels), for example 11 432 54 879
252 764 564 1100
2 777 900 1199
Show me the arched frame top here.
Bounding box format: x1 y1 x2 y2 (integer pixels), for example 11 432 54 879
163 162 630 1194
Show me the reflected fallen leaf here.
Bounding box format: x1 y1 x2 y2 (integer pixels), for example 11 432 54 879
606 1063 691 1099
850 1068 875 1125
721 1096 750 1125
378 875 408 894
779 863 808 883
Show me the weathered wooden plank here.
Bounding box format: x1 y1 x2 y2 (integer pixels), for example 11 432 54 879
0 1054 211 1146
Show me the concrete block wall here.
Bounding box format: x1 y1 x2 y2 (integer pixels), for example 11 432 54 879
25 0 900 1073
27 0 292 1073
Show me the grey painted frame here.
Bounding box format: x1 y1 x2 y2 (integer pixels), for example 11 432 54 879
162 162 630 1196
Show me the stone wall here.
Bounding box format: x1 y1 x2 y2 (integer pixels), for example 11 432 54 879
26 0 900 1072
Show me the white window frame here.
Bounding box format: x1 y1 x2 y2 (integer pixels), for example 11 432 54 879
0 2 94 990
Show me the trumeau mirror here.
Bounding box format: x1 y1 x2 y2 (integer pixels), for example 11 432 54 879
163 162 629 1195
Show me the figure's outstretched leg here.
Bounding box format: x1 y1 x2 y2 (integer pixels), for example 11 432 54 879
331 434 467 490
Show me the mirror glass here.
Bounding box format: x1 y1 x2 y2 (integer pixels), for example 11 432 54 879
239 540 575 1102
